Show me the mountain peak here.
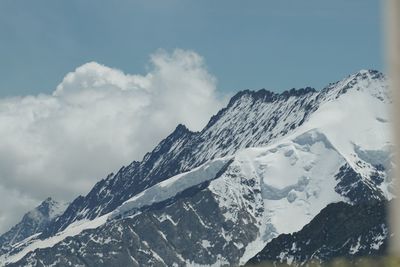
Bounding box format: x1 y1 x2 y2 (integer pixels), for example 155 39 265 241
356 69 383 76
0 197 68 253
25 198 66 224
318 69 388 103
228 89 278 105
281 87 317 97
349 69 385 84
41 197 55 205
174 123 190 133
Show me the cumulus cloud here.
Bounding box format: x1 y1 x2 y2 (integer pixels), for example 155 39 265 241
0 49 224 234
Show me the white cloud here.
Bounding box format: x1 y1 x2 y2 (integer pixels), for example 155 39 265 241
0 49 224 234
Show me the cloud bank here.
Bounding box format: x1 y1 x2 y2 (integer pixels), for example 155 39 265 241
0 49 224 234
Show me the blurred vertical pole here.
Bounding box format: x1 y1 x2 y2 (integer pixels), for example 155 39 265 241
387 0 400 256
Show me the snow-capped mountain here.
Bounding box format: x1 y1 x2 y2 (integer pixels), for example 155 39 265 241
0 198 67 255
45 70 389 237
42 86 321 237
0 70 393 266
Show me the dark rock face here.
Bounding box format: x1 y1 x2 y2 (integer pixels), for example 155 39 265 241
334 164 386 204
246 201 389 266
9 172 264 267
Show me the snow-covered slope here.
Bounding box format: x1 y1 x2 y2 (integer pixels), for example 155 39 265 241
111 158 231 219
215 130 349 264
0 69 393 266
295 70 392 198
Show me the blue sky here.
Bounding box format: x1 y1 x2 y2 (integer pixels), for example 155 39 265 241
0 0 383 97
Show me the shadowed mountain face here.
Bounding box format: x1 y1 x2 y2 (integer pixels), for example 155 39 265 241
246 201 389 266
0 70 393 266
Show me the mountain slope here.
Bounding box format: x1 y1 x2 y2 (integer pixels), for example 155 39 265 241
43 86 320 237
0 198 67 255
0 70 393 266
